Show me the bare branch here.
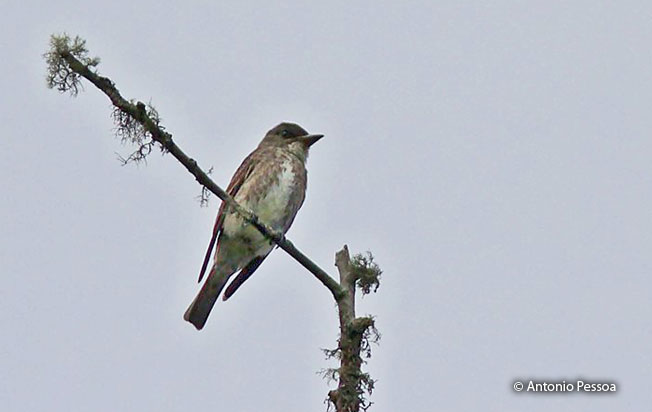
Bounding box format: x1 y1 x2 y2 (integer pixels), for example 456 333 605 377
336 245 356 320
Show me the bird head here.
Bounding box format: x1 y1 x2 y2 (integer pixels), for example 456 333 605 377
261 122 324 160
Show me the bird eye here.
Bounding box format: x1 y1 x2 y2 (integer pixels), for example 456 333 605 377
281 129 290 137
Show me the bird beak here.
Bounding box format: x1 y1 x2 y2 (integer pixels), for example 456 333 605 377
300 133 324 146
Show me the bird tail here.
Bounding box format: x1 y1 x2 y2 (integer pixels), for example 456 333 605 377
184 266 230 330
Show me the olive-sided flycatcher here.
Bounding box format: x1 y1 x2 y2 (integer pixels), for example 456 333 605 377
184 122 323 330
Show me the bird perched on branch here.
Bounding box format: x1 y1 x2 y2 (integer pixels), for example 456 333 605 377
184 122 323 330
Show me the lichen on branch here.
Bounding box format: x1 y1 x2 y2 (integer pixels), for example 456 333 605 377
112 102 167 165
323 314 380 412
326 247 382 412
44 34 163 165
44 34 100 96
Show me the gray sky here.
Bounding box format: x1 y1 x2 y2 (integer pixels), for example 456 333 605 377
2 1 651 411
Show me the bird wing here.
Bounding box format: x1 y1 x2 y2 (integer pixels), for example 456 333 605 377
222 254 270 300
197 151 259 283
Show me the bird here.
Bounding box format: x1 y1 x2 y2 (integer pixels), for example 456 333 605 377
183 122 323 330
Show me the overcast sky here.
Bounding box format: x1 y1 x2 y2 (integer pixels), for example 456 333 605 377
2 1 651 411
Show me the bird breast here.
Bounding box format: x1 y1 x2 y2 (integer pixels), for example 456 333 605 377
223 158 305 238
254 160 299 224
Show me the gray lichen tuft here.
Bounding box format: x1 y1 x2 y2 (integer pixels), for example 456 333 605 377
113 101 165 165
351 252 382 295
196 167 214 207
356 316 380 360
44 33 100 96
